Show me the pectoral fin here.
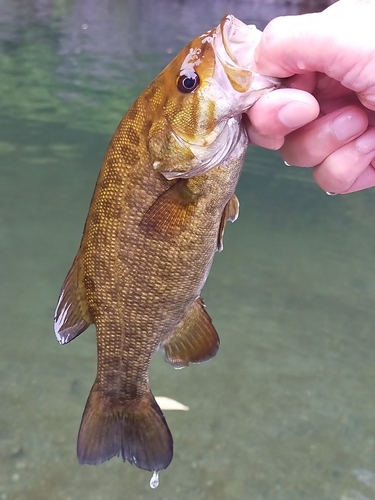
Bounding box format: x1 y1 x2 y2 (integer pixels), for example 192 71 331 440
217 194 239 252
139 179 198 239
162 297 219 368
54 257 92 345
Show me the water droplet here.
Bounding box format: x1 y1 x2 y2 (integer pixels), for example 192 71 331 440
150 471 159 489
325 191 337 196
284 161 293 167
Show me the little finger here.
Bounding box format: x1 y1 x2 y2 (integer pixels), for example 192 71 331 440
313 128 375 193
281 106 368 167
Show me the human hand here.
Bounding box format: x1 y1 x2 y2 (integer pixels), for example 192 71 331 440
246 0 375 194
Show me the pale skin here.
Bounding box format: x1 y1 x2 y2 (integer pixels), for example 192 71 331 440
246 0 375 194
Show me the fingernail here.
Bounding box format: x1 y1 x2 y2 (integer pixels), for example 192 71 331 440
356 129 375 153
253 44 260 65
333 112 365 141
284 160 293 167
278 101 316 128
325 191 337 196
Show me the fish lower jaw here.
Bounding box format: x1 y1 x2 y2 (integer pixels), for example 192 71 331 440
229 75 280 112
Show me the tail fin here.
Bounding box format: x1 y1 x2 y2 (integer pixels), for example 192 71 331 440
77 382 173 472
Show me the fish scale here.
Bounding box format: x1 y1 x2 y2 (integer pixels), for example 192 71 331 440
54 14 279 483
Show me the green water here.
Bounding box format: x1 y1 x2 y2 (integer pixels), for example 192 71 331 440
0 1 374 499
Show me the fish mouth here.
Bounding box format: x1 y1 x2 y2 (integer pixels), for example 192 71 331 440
161 16 280 181
214 15 279 95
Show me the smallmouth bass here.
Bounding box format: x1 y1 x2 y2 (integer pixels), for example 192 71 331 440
54 15 278 480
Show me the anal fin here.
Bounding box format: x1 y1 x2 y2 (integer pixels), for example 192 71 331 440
217 194 239 252
54 257 92 345
162 297 219 368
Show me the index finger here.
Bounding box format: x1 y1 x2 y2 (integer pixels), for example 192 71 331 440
247 88 319 143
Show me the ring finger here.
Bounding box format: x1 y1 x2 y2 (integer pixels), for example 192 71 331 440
281 105 368 167
313 128 375 193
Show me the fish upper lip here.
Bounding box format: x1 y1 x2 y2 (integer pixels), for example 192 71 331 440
219 15 257 69
216 15 266 72
214 15 280 92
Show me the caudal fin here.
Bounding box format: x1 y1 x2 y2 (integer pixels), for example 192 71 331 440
77 383 173 472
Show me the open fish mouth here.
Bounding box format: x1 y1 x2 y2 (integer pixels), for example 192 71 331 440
214 15 279 95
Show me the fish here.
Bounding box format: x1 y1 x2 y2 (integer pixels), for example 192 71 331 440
54 14 279 479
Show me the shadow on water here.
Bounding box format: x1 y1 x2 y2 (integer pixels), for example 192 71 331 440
1 1 374 499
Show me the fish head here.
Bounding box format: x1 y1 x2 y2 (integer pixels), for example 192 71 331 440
148 15 280 179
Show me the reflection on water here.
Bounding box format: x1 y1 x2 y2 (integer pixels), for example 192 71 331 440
0 1 374 500
0 0 336 134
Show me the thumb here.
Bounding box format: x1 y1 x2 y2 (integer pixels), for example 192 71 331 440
253 3 375 110
253 12 332 77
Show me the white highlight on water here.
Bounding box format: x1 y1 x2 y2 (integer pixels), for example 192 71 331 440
150 471 159 489
155 396 189 411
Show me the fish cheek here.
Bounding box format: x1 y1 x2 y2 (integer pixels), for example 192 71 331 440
165 94 200 139
166 81 218 142
147 118 194 173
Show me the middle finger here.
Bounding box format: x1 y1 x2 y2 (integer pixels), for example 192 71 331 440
281 105 368 167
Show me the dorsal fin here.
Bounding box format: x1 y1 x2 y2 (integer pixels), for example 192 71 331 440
162 297 219 368
217 194 239 251
139 179 198 239
54 258 92 345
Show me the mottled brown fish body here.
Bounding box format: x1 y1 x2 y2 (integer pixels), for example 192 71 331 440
54 15 278 476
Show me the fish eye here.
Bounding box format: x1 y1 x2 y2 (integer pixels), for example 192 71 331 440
177 73 200 93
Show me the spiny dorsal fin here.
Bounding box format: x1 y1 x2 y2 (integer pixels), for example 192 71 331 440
162 297 219 368
217 194 239 251
54 258 92 345
139 179 198 239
